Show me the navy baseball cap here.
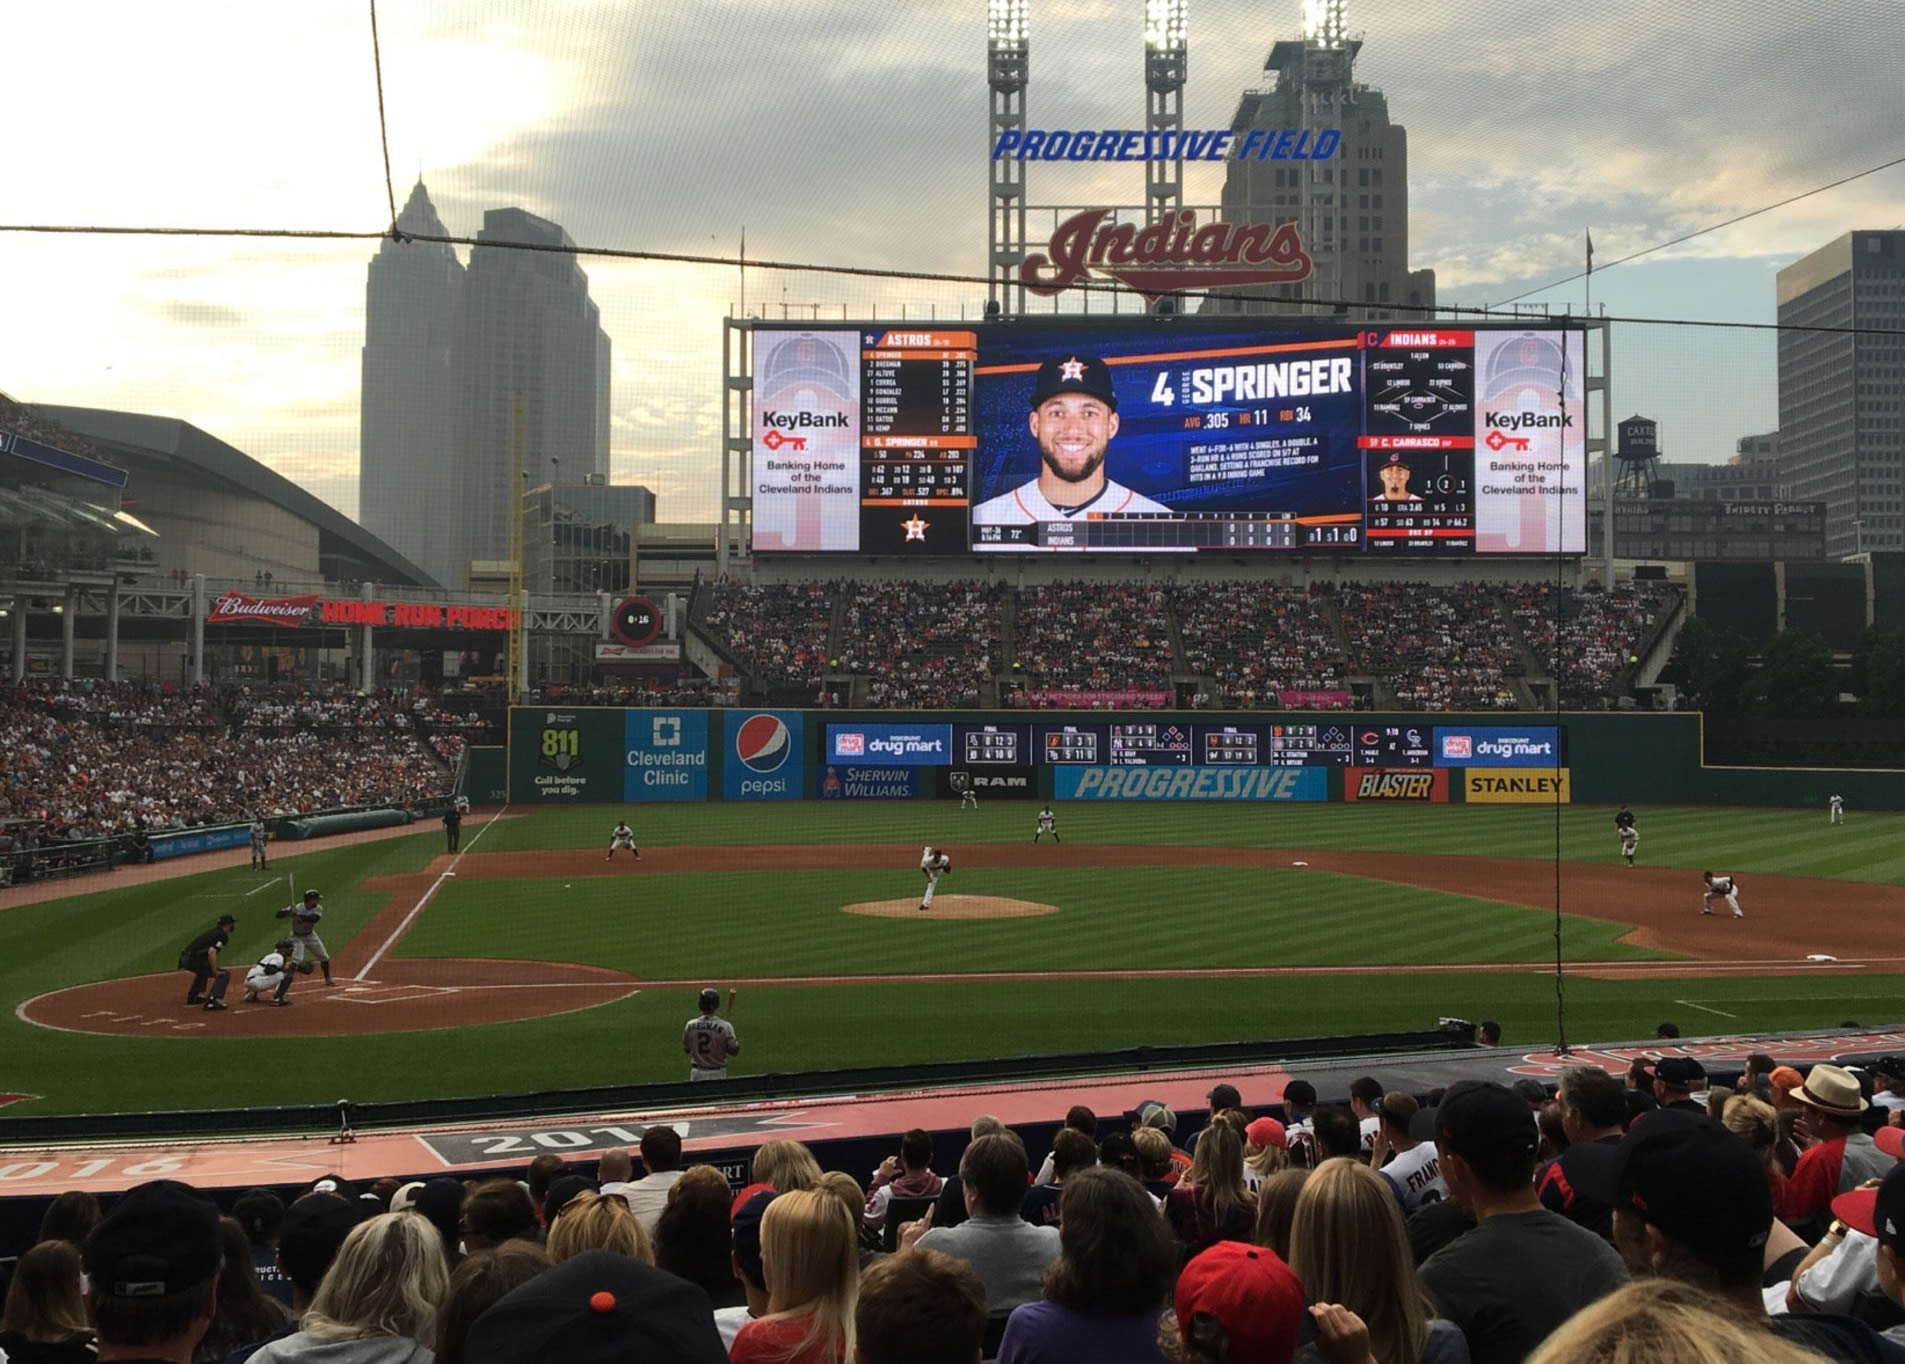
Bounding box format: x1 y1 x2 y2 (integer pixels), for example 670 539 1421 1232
465 1248 726 1364
1435 1082 1539 1167
731 1190 776 1290
84 1180 221 1300
1586 1111 1770 1282
1031 354 1118 411
1655 1057 1707 1089
1383 450 1410 468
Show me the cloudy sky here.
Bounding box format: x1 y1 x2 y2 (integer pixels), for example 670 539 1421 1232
4 0 1902 525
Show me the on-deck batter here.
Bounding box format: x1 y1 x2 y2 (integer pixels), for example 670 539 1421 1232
684 987 739 1080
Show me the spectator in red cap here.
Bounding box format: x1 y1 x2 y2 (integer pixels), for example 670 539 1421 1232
1833 1160 1905 1349
1781 1065 1890 1227
1245 1117 1288 1192
1165 1241 1307 1364
1419 1082 1626 1364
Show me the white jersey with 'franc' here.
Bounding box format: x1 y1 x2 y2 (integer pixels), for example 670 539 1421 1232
684 1015 739 1070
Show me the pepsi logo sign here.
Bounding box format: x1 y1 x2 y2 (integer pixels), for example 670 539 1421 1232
735 714 792 773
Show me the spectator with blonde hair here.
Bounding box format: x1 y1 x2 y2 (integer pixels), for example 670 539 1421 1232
430 1243 548 1364
1287 1158 1465 1364
1245 1116 1289 1190
1165 1121 1256 1256
1254 1168 1311 1261
998 1167 1177 1362
1526 1278 1827 1364
246 1212 448 1362
1723 1093 1794 1216
754 1139 824 1194
1133 1127 1180 1202
0 1239 94 1362
730 1189 859 1364
543 1191 651 1265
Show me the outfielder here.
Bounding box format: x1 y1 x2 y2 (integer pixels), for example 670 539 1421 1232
607 819 641 861
1702 871 1743 919
249 816 269 870
919 844 952 912
961 787 979 810
684 987 740 1081
244 939 297 1006
1034 806 1060 843
275 889 336 985
1830 794 1845 825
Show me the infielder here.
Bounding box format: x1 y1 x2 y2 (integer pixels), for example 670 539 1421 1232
249 816 269 870
1702 871 1743 919
1034 806 1060 843
1619 822 1638 867
244 939 297 1006
1830 794 1845 825
918 844 952 912
607 819 640 861
275 889 336 985
684 987 739 1081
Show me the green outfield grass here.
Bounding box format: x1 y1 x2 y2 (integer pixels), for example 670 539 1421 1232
0 801 1899 1119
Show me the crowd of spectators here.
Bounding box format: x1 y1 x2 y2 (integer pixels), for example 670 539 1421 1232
1171 583 1347 709
699 582 836 690
1013 582 1176 698
1338 582 1524 711
17 1047 1905 1364
841 581 1001 709
0 680 459 847
1505 582 1681 708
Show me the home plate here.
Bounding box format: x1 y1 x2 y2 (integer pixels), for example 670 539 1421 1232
1807 954 1839 962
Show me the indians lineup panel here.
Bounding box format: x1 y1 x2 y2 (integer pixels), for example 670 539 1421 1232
748 320 1586 558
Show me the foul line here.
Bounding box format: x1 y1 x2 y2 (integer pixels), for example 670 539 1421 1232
244 879 282 896
353 808 507 980
1676 999 1742 1018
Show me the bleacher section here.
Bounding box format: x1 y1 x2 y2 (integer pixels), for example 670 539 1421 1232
1171 581 1347 709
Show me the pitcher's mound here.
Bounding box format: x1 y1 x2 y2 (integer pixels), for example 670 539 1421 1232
843 896 1060 920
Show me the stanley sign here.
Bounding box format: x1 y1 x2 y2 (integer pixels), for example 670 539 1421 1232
1465 769 1572 804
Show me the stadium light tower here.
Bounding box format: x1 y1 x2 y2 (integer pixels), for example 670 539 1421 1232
988 0 1029 317
1144 0 1187 231
1303 0 1346 48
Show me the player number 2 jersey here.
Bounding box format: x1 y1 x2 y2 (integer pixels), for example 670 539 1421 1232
684 1016 738 1069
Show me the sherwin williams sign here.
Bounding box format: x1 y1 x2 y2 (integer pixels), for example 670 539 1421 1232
725 711 805 801
623 710 709 801
1054 766 1325 801
818 765 923 799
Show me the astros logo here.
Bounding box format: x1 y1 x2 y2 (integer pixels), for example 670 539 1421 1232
735 714 792 774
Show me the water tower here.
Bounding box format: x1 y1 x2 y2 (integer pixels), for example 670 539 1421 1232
1614 415 1662 498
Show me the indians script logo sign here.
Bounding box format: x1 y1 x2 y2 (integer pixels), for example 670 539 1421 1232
1021 208 1313 303
205 591 318 627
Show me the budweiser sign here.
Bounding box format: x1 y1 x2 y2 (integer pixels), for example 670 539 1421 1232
206 591 318 627
1021 208 1313 302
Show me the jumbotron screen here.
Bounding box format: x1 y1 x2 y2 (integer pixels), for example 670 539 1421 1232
748 319 1585 557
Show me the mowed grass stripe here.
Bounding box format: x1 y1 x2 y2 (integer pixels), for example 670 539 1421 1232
396 868 1659 978
475 803 1905 883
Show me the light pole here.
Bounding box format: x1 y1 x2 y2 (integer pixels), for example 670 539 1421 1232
987 0 1029 317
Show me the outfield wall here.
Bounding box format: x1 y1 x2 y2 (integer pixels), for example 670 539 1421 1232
503 709 1905 810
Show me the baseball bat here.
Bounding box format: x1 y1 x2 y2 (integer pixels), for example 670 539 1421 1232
725 988 737 1020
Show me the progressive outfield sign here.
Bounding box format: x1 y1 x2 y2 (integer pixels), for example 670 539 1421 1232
1054 766 1326 802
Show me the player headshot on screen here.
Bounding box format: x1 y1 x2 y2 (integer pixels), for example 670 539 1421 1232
972 353 1172 524
1370 451 1422 503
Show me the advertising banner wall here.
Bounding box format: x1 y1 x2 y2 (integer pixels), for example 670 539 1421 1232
1055 766 1326 801
818 764 924 799
826 723 954 766
1466 768 1572 803
936 766 1040 800
1433 726 1563 768
1345 768 1450 802
723 711 806 801
623 709 710 801
511 707 625 802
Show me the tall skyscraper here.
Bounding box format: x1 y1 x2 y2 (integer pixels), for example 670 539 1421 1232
1201 2 1434 321
450 208 612 581
1778 231 1905 557
359 180 464 585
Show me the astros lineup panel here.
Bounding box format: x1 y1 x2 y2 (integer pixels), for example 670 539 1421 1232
748 320 1586 558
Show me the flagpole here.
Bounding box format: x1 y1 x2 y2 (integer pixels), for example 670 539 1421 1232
1584 228 1593 319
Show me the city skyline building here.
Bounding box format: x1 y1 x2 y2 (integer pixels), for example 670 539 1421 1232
359 180 464 586
1778 230 1905 557
1201 1 1434 321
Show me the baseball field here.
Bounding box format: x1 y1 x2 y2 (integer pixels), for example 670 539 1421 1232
4 800 1903 1120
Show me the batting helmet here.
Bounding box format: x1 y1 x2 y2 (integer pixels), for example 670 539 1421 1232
699 988 721 1012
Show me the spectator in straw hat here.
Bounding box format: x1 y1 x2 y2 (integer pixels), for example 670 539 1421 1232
1782 1065 1890 1226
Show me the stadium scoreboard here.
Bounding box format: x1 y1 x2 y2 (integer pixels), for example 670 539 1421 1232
961 724 1024 764
1109 721 1192 765
751 321 1585 559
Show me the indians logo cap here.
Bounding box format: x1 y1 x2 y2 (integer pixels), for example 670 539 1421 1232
735 714 792 774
